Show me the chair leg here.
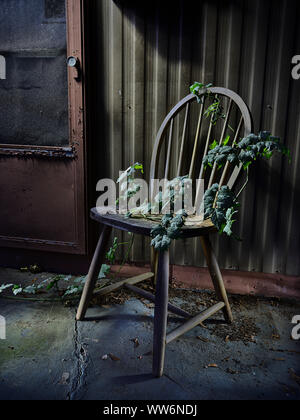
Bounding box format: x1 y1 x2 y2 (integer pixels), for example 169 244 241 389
200 235 233 324
152 250 169 378
76 225 112 321
150 247 159 286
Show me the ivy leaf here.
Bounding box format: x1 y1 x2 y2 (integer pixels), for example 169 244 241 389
222 208 238 237
204 184 219 219
150 210 186 250
223 135 230 146
209 140 218 150
204 184 238 234
161 214 174 228
46 281 56 290
236 132 290 168
227 153 239 166
63 286 81 297
0 284 13 293
150 224 166 238
23 285 37 295
117 162 144 184
203 145 239 170
13 285 23 296
243 161 252 170
167 225 182 240
99 264 111 279
190 82 204 92
36 278 50 290
217 186 236 210
190 82 212 103
127 184 141 198
133 163 144 174
151 234 172 251
204 99 226 125
74 276 86 285
106 237 118 264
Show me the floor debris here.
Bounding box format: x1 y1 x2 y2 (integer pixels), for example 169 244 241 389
0 268 299 400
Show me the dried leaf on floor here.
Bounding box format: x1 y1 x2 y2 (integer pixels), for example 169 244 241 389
59 372 70 385
30 264 43 274
226 368 238 375
131 337 140 348
213 315 260 344
109 353 121 361
197 336 209 343
289 368 300 386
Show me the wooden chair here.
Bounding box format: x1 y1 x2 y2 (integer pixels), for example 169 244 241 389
76 87 252 377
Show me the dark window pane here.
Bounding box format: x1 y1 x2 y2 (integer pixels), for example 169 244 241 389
45 0 66 19
0 0 68 146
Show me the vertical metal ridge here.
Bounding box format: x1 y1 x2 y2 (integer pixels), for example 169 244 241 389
212 0 244 267
236 0 270 273
122 5 146 261
252 0 296 275
278 4 300 276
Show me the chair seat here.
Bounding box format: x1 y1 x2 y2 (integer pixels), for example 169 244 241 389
91 207 216 238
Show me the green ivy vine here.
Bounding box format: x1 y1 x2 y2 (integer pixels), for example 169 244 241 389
137 83 290 250
0 83 292 301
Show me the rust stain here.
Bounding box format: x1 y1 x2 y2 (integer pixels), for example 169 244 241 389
0 147 77 159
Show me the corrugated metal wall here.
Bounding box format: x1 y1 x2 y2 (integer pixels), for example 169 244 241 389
93 0 300 276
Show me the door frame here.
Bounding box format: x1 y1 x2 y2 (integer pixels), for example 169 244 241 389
0 0 89 256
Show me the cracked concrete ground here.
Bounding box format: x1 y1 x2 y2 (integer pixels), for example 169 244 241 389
0 268 299 400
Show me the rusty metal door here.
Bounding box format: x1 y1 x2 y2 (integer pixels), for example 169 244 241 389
0 0 88 266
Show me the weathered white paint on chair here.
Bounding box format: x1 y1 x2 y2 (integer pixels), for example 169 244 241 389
0 315 6 340
0 55 6 80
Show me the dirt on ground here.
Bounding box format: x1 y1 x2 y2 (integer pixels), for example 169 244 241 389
89 278 276 344
1 270 298 346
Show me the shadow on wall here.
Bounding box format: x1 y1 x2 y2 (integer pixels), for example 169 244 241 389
112 0 244 65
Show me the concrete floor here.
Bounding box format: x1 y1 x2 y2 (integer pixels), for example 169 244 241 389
0 268 299 400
